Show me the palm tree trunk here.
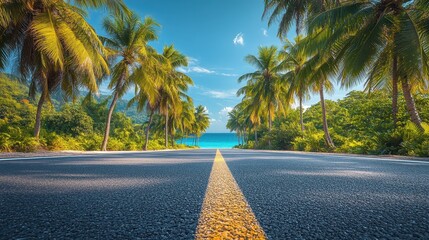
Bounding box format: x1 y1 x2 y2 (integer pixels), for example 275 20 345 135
319 84 335 149
165 108 169 148
254 129 258 148
34 89 47 139
101 91 119 151
144 110 154 151
268 108 272 148
401 79 424 131
392 55 398 128
299 94 304 131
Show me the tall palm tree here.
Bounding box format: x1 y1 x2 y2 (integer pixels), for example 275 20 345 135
193 105 210 145
235 90 264 148
158 45 193 148
175 100 196 143
281 36 310 131
299 48 338 149
262 0 318 37
309 0 429 131
0 0 127 139
227 107 244 145
238 46 289 146
100 13 159 151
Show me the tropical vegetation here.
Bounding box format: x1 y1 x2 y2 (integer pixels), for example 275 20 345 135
0 1 209 152
228 0 429 157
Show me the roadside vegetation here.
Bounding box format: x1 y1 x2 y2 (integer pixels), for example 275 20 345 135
0 1 209 152
228 0 429 157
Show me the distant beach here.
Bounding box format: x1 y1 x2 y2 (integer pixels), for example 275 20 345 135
179 133 239 149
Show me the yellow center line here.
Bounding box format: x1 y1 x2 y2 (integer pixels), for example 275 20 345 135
195 150 267 240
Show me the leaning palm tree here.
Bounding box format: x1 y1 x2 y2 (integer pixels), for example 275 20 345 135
299 48 338 149
100 13 159 151
308 0 429 131
0 0 128 139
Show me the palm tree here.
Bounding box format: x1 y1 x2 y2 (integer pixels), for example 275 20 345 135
100 13 159 151
263 0 334 36
175 100 196 143
0 0 128 139
281 36 310 131
309 0 429 131
299 47 337 149
193 105 210 145
263 0 305 36
235 90 264 148
227 104 252 145
226 108 244 145
158 45 193 148
238 46 289 147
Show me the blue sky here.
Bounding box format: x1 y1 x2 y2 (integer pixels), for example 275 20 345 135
88 0 362 132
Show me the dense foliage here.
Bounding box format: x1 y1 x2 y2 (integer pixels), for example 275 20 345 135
0 65 206 152
228 0 429 157
0 1 210 152
234 91 429 157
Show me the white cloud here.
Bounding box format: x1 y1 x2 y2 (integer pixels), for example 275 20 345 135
210 118 217 122
233 33 244 45
177 57 237 77
220 73 239 77
262 29 268 36
205 89 237 99
190 66 215 74
219 107 234 117
203 106 209 114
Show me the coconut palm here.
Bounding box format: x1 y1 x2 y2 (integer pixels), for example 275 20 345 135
226 107 245 145
238 46 289 139
100 13 159 151
0 0 128 139
175 100 196 142
281 36 310 131
193 105 210 145
308 0 429 131
299 47 338 149
262 0 336 36
158 45 193 148
235 88 265 148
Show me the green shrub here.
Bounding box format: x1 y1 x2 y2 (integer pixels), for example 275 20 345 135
336 139 365 154
13 136 40 152
146 139 166 150
0 132 12 152
292 131 326 152
400 122 429 157
107 138 126 151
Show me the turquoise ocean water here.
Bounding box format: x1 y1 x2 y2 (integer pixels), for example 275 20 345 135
178 133 239 149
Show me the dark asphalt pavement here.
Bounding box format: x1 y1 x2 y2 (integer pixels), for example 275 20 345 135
1 149 428 239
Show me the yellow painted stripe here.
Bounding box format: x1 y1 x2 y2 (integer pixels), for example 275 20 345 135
195 150 266 239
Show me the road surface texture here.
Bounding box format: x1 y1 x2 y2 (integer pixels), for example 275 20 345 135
0 149 428 239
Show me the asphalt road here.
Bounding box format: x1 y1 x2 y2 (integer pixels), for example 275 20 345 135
0 149 428 239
